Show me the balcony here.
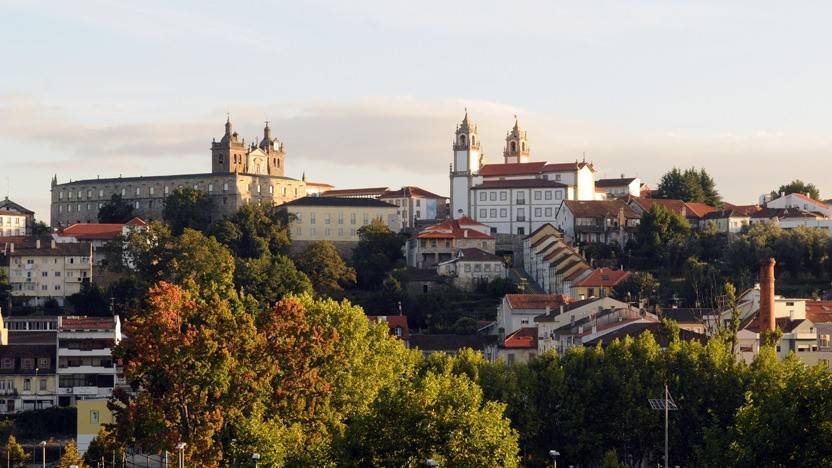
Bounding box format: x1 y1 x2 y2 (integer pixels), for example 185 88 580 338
58 348 112 357
57 365 117 374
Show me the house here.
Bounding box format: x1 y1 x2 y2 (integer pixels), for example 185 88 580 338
582 321 707 348
282 196 400 252
436 248 506 290
410 217 495 268
56 316 122 407
554 200 640 245
77 398 113 453
521 224 591 296
499 327 538 364
764 192 832 218
700 205 760 234
367 315 410 343
0 198 35 236
595 176 642 198
303 180 334 196
379 186 448 229
627 197 718 228
658 308 712 334
320 187 390 199
534 297 632 354
55 217 147 265
0 313 57 414
748 207 832 234
570 268 630 300
1 239 93 307
408 334 498 362
496 294 572 337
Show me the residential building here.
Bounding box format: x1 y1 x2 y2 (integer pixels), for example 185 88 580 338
56 316 122 407
2 239 93 307
581 320 706 349
627 197 717 228
499 327 538 364
534 297 632 354
595 176 642 198
50 118 319 227
321 187 390 199
700 205 760 234
570 268 630 300
658 308 712 334
408 334 498 362
282 196 400 246
55 218 147 266
496 294 573 337
0 198 35 235
448 111 597 234
379 186 448 229
436 248 506 290
764 192 832 217
77 398 113 453
521 224 591 296
0 319 57 414
410 217 495 268
554 199 640 245
367 315 409 343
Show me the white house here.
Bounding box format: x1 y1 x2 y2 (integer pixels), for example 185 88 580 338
496 294 572 337
436 248 506 290
594 177 642 199
764 192 832 217
56 316 122 408
534 297 632 354
379 186 448 229
554 199 640 245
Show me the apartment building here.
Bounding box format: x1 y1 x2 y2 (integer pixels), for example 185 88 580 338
56 316 122 407
2 239 93 307
282 196 400 244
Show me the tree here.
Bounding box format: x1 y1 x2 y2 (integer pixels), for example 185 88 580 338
83 427 125 467
235 254 312 306
97 194 134 223
772 179 821 200
636 205 691 269
352 219 405 289
0 269 10 311
4 435 30 468
66 282 109 315
163 187 215 235
612 271 659 305
213 203 293 259
57 440 86 468
343 368 519 467
656 167 721 205
31 221 50 235
293 241 356 297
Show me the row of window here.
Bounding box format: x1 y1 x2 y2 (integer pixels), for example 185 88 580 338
0 357 51 370
0 216 22 226
0 378 49 392
12 257 89 265
462 263 502 273
295 227 358 237
298 212 384 226
58 182 232 200
478 189 563 203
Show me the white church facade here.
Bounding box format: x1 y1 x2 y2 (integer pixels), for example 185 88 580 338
449 111 597 235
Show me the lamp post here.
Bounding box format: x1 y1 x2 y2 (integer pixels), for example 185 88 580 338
252 452 260 468
548 449 560 468
39 441 46 468
175 442 187 468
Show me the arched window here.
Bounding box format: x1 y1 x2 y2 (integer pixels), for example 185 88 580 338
521 142 525 151
471 135 476 145
219 155 224 164
459 134 467 146
510 141 516 153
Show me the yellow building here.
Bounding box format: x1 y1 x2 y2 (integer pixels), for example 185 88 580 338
76 398 113 453
0 329 57 414
282 196 400 244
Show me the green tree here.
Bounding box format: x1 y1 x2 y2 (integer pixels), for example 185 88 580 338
612 271 659 305
57 440 86 468
66 282 109 315
4 435 30 468
83 427 125 467
97 194 134 223
656 167 720 205
162 187 215 235
343 368 519 467
772 179 821 200
637 205 691 269
235 254 312 306
214 203 293 259
293 241 356 297
0 269 10 311
352 219 405 289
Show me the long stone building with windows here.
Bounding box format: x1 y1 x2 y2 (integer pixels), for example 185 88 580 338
50 117 315 227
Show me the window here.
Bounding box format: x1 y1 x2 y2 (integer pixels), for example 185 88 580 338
474 264 482 272
500 208 507 217
545 191 553 200
38 358 50 368
516 193 525 204
223 183 229 192
134 201 140 209
325 214 331 224
517 227 525 235
500 191 507 201
363 214 369 224
1 358 13 369
484 264 492 272
555 191 563 200
310 213 316 224
545 208 552 217
490 192 497 201
534 191 542 200
350 213 356 225
517 208 525 221
479 191 487 201
535 208 542 217
416 199 421 207
480 209 487 218
338 213 344 224
21 358 34 370
490 209 497 218
90 410 99 424
464 264 472 272
39 378 47 391
555 174 561 181
23 379 30 391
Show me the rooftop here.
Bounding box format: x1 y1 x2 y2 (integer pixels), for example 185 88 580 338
55 172 299 187
572 268 631 288
380 186 447 199
503 327 537 349
282 196 396 208
595 177 637 187
417 217 494 240
321 187 390 197
563 199 640 219
408 334 498 352
473 179 567 189
59 217 146 240
59 316 116 331
505 294 572 310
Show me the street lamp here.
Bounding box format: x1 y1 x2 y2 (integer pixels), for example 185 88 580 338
252 453 260 468
425 459 438 467
39 441 46 468
548 449 560 468
175 442 187 468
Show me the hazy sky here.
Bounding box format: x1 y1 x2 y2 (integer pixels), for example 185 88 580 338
3 1 832 220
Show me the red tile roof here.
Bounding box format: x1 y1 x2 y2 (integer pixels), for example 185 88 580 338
60 218 146 241
417 217 494 240
380 186 447 199
684 203 718 218
505 294 572 310
563 200 640 219
367 315 410 339
478 162 547 177
806 301 832 324
504 327 538 349
473 179 567 189
321 187 389 197
789 192 830 208
544 162 594 172
572 268 631 288
59 316 116 330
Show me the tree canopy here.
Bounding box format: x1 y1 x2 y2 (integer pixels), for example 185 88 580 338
97 194 135 223
351 219 405 289
162 187 215 234
656 167 721 206
293 241 356 297
771 179 821 200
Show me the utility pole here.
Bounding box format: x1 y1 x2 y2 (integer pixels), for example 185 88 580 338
664 382 669 468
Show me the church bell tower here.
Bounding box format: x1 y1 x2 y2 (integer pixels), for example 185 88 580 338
503 116 530 164
450 109 482 219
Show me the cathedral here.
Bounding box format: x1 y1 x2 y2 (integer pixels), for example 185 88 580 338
449 111 597 235
50 117 314 227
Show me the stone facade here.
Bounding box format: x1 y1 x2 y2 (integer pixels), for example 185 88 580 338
50 118 308 227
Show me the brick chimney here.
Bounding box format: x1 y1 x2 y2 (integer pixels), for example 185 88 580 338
758 258 776 333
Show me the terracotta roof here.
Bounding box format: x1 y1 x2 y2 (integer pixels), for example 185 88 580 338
504 327 538 349
367 315 410 339
595 178 636 187
2 239 91 257
59 316 116 330
544 162 594 172
572 268 631 288
473 179 567 189
583 322 707 347
417 217 494 240
321 187 389 197
703 205 761 219
505 294 572 310
534 297 605 322
283 196 395 208
60 218 146 241
0 198 34 215
806 301 832 324
564 267 592 282
304 181 334 188
630 197 718 219
563 200 640 219
788 192 830 208
380 186 447 200
478 162 547 177
684 203 718 218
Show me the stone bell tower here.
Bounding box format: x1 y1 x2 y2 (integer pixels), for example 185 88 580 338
503 115 530 164
211 115 247 173
450 109 482 219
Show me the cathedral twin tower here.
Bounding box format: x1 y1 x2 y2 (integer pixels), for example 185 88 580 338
452 110 531 177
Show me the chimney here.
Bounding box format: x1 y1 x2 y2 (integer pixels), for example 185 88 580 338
8 243 13 254
51 240 56 249
36 239 41 249
464 230 468 238
758 258 776 333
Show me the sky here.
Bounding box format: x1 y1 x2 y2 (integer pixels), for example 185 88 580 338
2 0 832 220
